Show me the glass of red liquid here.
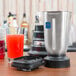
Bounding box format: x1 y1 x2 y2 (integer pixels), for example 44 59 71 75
6 27 24 63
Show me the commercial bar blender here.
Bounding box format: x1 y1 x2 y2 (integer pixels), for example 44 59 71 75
43 11 71 68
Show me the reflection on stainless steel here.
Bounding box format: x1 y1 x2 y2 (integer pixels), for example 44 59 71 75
43 11 71 55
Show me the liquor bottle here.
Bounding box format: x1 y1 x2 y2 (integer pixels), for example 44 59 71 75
2 20 8 28
2 20 9 34
28 15 47 57
0 27 6 59
10 14 18 34
21 13 30 45
8 12 13 27
8 14 18 34
35 16 39 25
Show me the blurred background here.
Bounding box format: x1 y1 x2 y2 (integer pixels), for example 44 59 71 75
0 0 75 40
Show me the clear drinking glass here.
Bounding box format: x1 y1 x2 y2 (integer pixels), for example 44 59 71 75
6 27 24 63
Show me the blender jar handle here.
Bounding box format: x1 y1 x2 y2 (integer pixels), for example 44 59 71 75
52 18 56 51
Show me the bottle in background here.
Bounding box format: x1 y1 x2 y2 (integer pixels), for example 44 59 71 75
2 20 9 34
2 20 8 28
21 13 30 45
0 28 6 59
8 12 13 27
35 16 39 25
9 14 18 34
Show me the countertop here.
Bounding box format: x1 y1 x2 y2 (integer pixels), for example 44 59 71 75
0 52 76 76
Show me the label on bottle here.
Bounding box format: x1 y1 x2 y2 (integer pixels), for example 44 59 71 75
34 41 44 46
45 22 51 29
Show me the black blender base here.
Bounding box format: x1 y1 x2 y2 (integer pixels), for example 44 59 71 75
44 55 70 68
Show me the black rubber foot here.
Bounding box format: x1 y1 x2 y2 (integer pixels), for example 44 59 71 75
44 55 70 68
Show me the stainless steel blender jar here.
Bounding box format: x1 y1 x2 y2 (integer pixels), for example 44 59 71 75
43 11 71 68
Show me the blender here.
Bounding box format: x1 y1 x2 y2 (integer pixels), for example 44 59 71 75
43 11 71 68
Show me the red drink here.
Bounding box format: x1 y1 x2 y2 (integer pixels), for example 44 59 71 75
0 40 5 59
6 34 24 58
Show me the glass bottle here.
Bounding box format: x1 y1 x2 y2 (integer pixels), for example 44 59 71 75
8 12 13 27
0 27 6 59
9 14 18 34
21 13 30 45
